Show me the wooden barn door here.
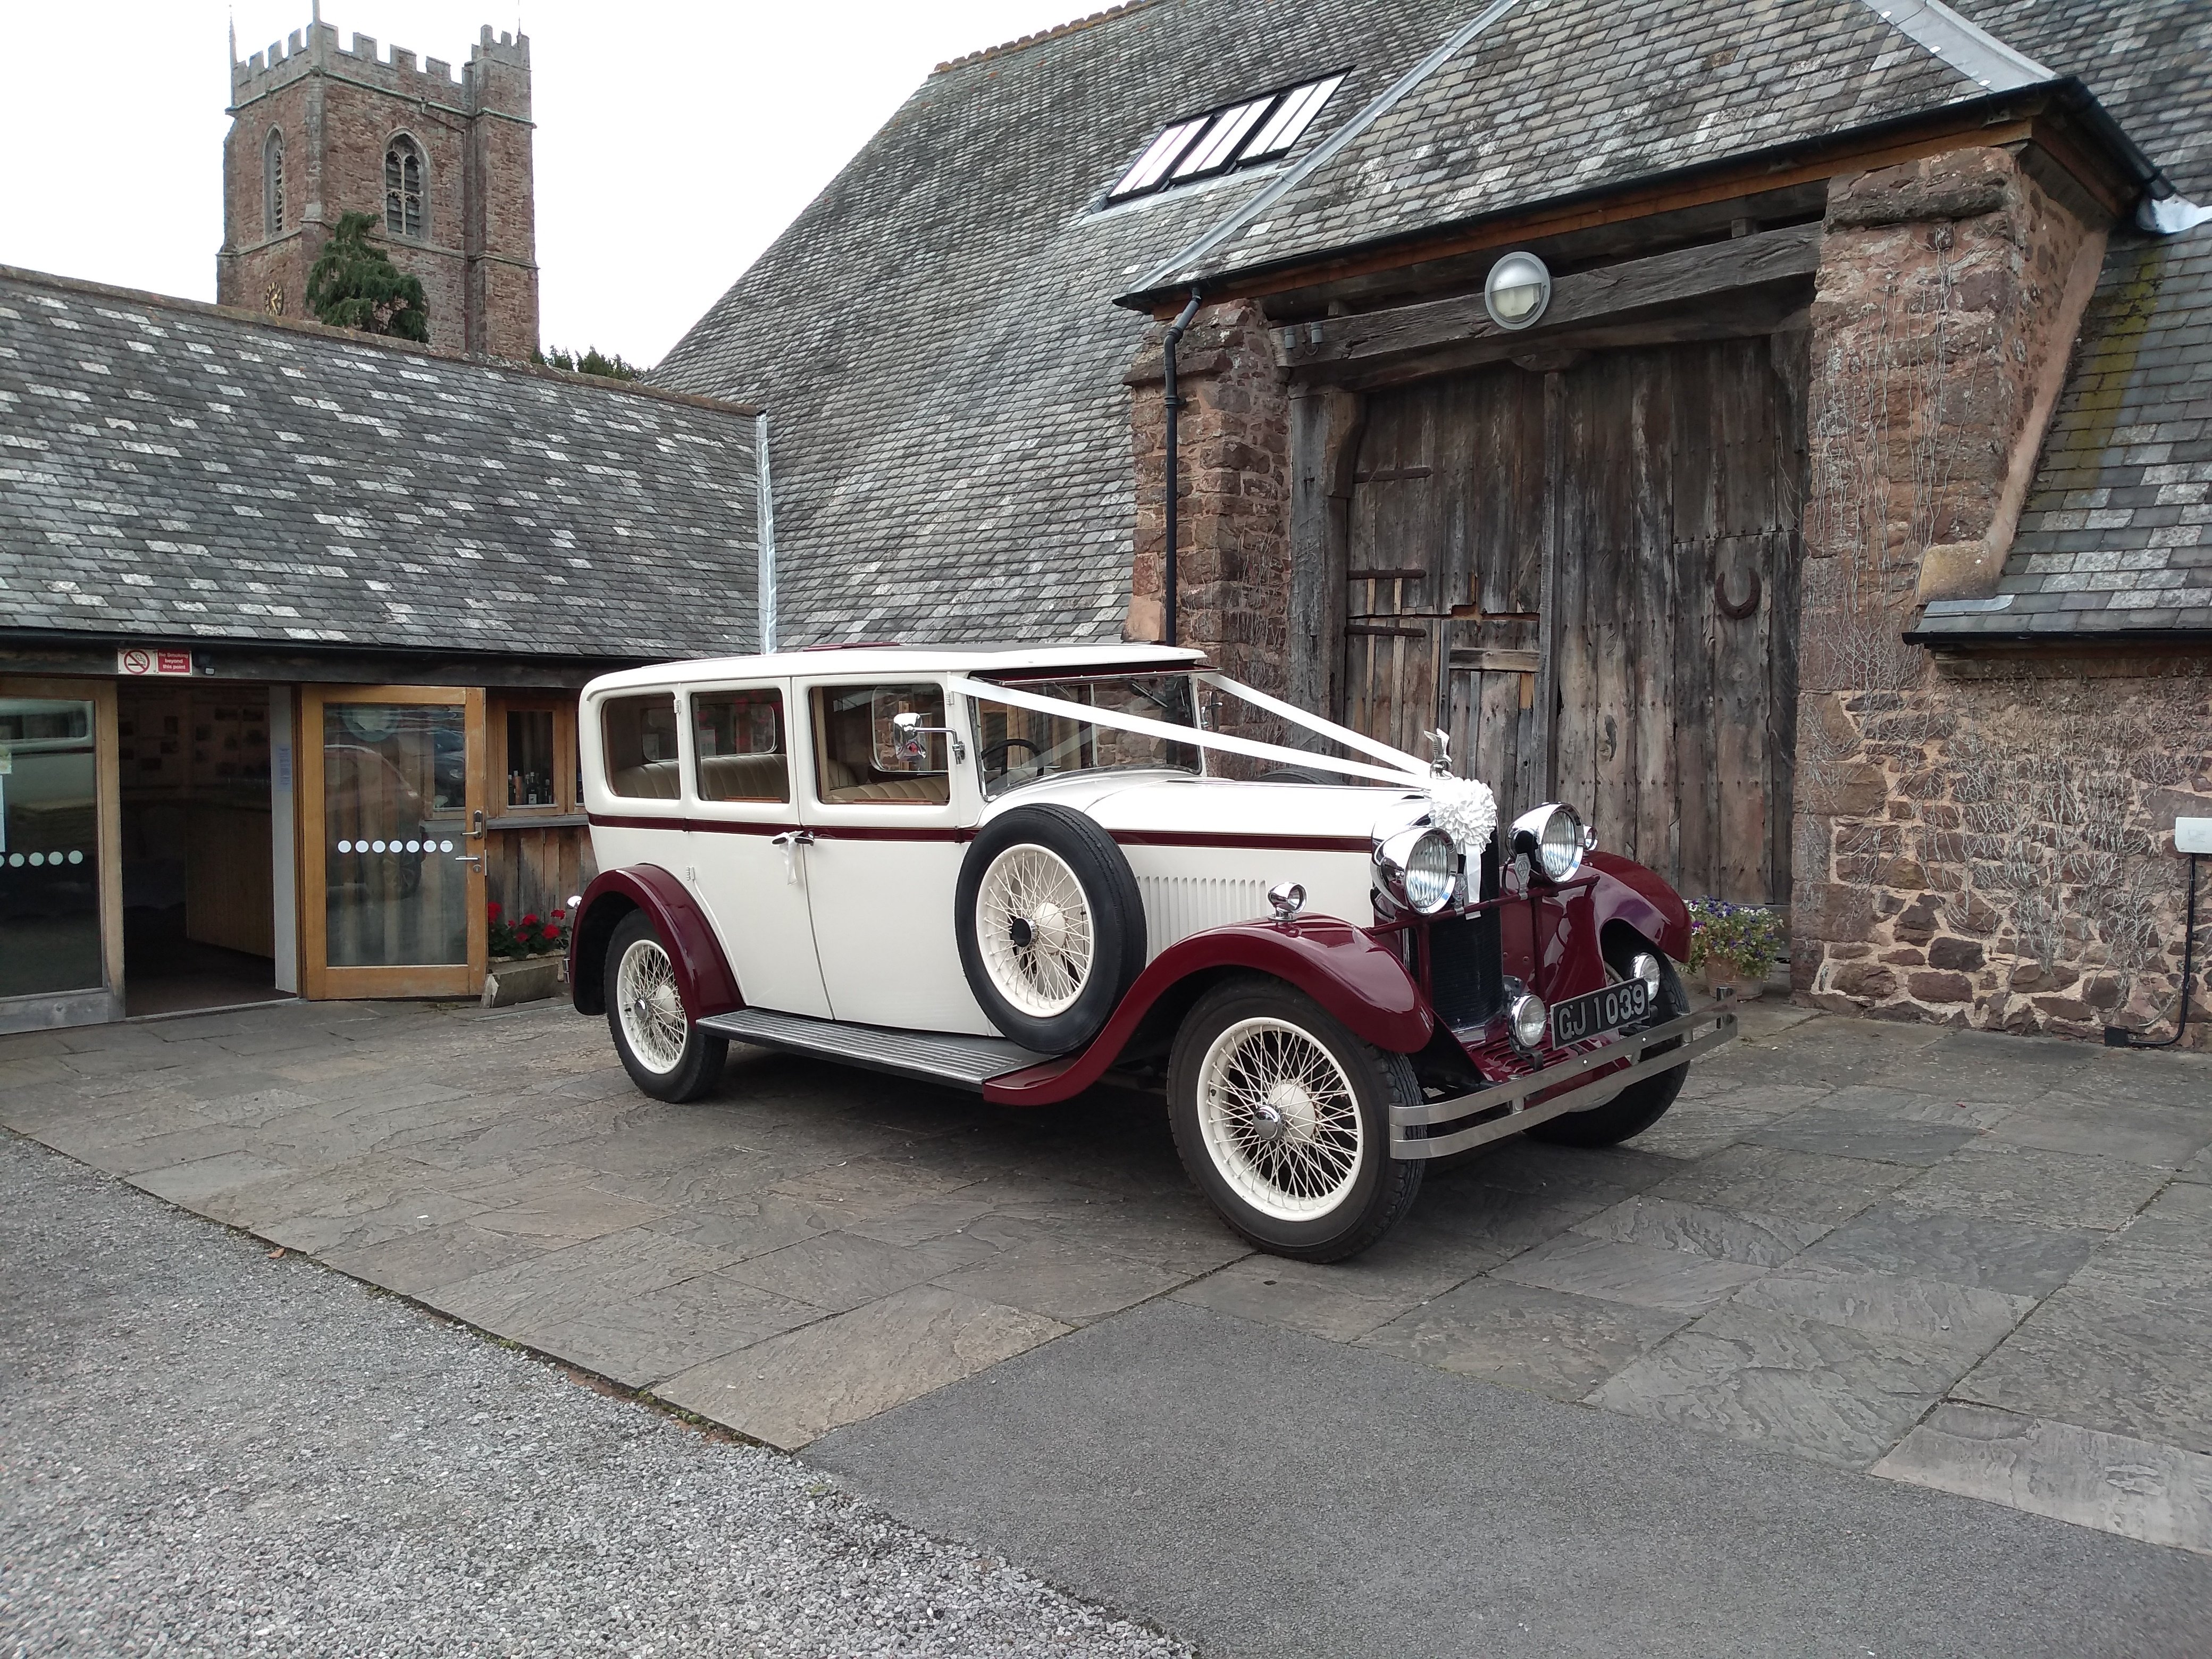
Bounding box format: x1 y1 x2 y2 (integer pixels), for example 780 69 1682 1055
1343 334 1803 906
1343 367 1548 819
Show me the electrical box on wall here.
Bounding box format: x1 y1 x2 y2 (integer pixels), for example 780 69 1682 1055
2179 817 2212 856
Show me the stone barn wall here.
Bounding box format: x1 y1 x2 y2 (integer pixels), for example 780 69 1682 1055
1795 145 2212 1048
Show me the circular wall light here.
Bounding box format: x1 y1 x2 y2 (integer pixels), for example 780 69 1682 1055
1484 251 1551 330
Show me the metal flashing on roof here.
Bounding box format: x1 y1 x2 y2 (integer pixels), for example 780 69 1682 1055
1857 0 2054 92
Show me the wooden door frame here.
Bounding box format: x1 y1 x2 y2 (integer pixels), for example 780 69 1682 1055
0 674 123 1025
298 683 487 1001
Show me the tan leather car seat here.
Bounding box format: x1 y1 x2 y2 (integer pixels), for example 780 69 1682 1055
696 753 789 802
816 755 949 805
609 759 682 800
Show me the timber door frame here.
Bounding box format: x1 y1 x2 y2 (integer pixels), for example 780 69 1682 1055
0 673 123 1027
299 684 488 1000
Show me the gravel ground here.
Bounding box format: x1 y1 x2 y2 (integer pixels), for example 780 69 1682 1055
0 1130 1187 1659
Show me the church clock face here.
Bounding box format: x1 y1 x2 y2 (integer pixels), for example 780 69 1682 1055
264 279 284 317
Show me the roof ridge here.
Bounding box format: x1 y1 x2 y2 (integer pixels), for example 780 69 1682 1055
0 262 763 421
932 1 1156 74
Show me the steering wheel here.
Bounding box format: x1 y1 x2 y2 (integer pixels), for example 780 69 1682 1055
981 737 1042 774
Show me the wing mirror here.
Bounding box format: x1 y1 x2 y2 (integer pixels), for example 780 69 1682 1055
889 708 968 767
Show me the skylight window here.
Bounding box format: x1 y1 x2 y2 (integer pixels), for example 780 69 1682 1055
1108 72 1345 201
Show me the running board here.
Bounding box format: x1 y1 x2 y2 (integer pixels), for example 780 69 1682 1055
696 1008 1058 1091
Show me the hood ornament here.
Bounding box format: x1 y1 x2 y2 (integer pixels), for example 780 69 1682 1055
1426 728 1453 777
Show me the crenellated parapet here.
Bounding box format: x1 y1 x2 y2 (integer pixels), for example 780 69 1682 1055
230 18 530 119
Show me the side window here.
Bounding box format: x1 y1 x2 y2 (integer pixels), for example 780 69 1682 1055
601 694 681 800
811 683 950 806
692 689 790 803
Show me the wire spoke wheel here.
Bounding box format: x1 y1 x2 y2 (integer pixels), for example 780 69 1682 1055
1195 1016 1364 1222
615 936 689 1075
975 843 1095 1018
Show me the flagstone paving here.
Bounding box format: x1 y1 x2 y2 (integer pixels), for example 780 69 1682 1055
3 995 2209 1555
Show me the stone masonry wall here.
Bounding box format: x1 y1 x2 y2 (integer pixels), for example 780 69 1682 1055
1796 144 2211 1047
1122 301 1293 702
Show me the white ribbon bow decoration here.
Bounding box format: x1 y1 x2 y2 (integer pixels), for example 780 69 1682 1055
1425 774 1499 857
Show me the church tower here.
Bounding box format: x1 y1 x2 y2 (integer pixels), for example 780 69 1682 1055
218 14 539 361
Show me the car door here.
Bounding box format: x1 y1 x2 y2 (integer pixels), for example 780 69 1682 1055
683 677 832 1019
795 676 992 1034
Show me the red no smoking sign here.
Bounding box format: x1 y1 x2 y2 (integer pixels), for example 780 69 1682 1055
116 648 193 677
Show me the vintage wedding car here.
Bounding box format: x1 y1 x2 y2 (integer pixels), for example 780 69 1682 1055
567 644 1735 1260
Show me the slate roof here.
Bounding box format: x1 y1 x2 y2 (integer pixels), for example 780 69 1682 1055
0 266 764 663
653 0 1470 646
1143 0 1990 293
660 0 2208 647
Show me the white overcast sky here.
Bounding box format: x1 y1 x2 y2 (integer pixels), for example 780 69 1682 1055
1 1 1095 367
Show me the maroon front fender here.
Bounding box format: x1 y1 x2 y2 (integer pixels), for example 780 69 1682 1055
1583 850 1693 962
569 866 743 1021
984 916 1429 1106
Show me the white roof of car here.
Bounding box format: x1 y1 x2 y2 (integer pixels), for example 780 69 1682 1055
583 642 1205 691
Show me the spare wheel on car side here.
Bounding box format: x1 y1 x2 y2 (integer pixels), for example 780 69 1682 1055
956 803 1146 1052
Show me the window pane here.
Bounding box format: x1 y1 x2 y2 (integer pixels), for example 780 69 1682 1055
322 702 467 968
1174 98 1271 177
0 698 102 998
812 684 949 806
692 689 790 803
970 675 1201 800
505 709 556 807
1111 117 1207 196
1243 74 1343 158
602 695 681 799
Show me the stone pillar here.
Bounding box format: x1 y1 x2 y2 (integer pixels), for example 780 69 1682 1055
1122 301 1293 700
1787 143 2210 1042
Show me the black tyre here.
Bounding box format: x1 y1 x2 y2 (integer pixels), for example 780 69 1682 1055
1529 943 1689 1147
956 804 1146 1052
604 909 728 1103
1168 976 1424 1262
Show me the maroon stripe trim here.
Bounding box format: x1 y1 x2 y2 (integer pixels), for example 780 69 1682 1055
591 815 1364 853
588 812 969 843
1109 830 1371 853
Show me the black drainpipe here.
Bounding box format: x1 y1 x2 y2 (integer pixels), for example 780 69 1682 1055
1161 287 1203 647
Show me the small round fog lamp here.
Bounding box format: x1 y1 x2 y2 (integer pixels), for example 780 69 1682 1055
1484 252 1551 330
1510 992 1549 1051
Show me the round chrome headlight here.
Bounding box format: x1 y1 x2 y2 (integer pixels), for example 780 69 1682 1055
1511 803 1588 882
1375 825 1457 916
1510 992 1548 1051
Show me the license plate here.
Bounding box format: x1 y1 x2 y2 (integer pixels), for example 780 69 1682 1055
1550 979 1649 1046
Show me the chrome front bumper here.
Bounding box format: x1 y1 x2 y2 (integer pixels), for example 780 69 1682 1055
1389 1001 1739 1161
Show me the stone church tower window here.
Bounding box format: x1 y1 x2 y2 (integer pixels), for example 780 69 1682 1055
383 136 424 239
263 130 284 236
217 18 539 361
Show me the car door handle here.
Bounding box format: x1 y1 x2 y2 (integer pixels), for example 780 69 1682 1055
769 829 814 884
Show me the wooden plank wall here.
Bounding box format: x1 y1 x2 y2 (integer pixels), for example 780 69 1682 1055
486 824 596 928
1344 333 1805 906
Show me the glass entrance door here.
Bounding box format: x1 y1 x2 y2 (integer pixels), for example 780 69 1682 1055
300 686 486 999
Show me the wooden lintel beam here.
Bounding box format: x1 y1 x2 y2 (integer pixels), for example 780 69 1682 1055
1279 223 1821 379
1326 292 1812 393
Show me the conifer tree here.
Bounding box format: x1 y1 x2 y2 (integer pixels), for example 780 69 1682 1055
305 213 430 343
